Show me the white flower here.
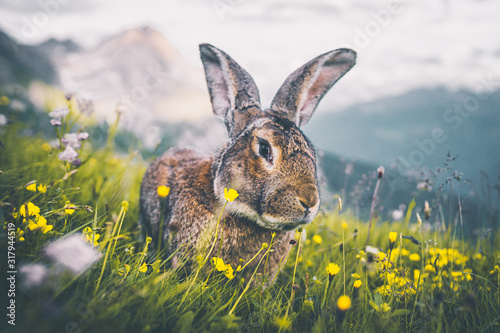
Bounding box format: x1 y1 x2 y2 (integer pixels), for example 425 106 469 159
61 133 80 149
392 209 404 221
58 146 78 162
0 114 7 126
50 119 61 126
45 234 102 274
77 132 89 141
49 139 61 148
417 182 432 191
49 106 70 120
20 264 48 288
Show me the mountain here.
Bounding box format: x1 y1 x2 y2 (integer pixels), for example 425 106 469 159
0 30 58 85
52 26 211 147
304 88 500 189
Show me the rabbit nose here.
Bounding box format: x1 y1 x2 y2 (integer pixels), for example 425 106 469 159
297 184 319 210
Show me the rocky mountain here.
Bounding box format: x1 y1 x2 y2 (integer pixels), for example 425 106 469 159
0 30 57 86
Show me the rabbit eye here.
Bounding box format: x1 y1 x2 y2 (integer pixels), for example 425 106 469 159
258 141 273 163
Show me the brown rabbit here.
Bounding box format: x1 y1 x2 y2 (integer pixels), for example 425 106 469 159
139 44 356 281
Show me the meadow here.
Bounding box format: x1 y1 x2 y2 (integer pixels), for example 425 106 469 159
1 92 499 333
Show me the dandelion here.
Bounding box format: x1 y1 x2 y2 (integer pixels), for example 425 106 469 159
58 146 79 162
353 279 362 288
49 106 70 120
312 234 322 244
37 184 47 193
26 183 37 192
409 253 421 262
326 263 340 277
223 188 239 202
156 185 170 198
337 295 351 311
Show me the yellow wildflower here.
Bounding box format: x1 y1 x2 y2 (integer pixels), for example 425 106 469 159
26 183 37 192
489 265 500 274
37 184 47 193
262 242 268 249
138 263 148 273
306 259 313 267
351 273 361 279
224 264 234 280
223 188 239 202
82 227 100 246
157 185 170 198
121 201 129 212
342 222 348 230
380 303 391 313
20 202 40 217
312 234 322 244
64 201 75 215
337 295 351 311
27 215 52 233
389 232 397 244
409 253 421 262
401 248 410 256
353 279 362 288
378 252 387 261
424 264 436 273
326 263 340 276
16 228 25 242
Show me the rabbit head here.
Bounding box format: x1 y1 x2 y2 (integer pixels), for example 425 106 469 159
200 44 356 230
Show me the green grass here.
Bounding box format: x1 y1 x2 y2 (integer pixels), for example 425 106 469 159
1 97 500 333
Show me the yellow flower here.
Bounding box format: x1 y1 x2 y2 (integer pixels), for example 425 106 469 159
138 263 148 273
121 201 129 212
490 265 500 274
326 263 340 276
401 248 410 256
223 188 239 202
64 201 75 215
20 202 40 217
82 227 100 246
16 228 25 242
353 279 362 288
351 273 361 279
212 257 227 272
27 215 53 233
26 183 37 192
378 252 387 261
312 234 322 244
409 253 421 262
451 271 463 280
157 185 170 198
274 316 291 330
337 295 351 311
306 259 313 267
37 184 47 193
380 303 391 313
389 232 397 244
424 264 436 273
42 143 51 151
224 264 235 280
236 265 242 272
342 222 348 230
262 242 268 249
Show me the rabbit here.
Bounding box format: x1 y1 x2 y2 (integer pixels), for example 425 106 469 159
139 44 356 281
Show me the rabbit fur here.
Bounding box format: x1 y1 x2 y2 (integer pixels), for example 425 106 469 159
139 44 356 281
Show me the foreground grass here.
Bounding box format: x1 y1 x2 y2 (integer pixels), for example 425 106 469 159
1 99 499 333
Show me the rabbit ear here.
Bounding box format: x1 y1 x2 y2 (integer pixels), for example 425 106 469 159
200 44 262 138
270 48 356 127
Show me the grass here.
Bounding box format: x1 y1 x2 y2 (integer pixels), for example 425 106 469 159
1 95 500 333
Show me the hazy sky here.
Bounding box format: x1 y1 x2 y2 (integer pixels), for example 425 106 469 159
0 0 498 110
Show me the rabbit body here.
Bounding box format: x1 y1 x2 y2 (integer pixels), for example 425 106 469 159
139 44 356 280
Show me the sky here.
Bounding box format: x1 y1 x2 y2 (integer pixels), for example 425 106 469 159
0 0 498 112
